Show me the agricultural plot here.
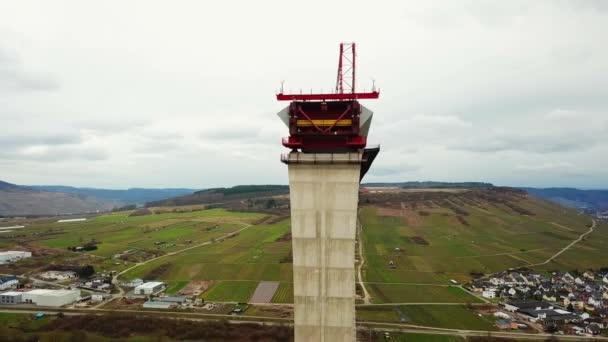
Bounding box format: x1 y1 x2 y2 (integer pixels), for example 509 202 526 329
357 305 495 331
271 283 294 304
366 284 480 304
119 219 292 284
165 280 190 295
373 333 464 342
249 281 280 303
202 280 259 302
35 209 253 258
3 188 604 310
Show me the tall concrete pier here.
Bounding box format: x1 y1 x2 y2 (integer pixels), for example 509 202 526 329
284 152 362 341
276 41 379 342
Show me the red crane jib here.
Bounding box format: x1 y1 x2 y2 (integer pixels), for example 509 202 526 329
281 100 367 151
276 91 379 101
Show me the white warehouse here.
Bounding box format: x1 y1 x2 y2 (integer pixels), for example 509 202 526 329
22 289 80 307
134 282 165 295
0 251 32 264
0 291 22 304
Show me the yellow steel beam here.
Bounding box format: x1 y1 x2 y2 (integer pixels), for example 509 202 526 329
296 119 352 127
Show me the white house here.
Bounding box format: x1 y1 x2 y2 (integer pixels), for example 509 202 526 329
482 288 497 299
489 277 505 286
126 279 144 288
134 282 165 295
0 291 22 304
562 273 575 283
91 294 105 302
0 276 18 290
575 277 585 285
583 271 595 281
39 271 77 281
494 311 510 319
22 289 80 307
0 251 31 264
588 296 603 308
603 276 608 285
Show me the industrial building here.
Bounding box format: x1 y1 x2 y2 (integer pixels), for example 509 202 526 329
134 281 165 295
0 276 19 290
21 289 80 307
0 291 22 304
0 251 32 264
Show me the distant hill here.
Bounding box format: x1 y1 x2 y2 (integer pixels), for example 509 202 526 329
145 185 289 208
362 181 494 189
27 185 199 205
0 180 23 191
0 180 114 217
521 187 608 212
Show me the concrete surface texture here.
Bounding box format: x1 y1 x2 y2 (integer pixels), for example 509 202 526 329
287 152 362 341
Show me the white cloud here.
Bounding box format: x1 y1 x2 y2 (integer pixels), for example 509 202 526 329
0 1 606 188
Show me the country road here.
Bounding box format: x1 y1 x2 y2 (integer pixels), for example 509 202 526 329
530 219 596 267
356 218 371 304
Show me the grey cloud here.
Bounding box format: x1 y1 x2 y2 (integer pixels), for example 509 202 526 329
0 133 82 149
369 164 421 177
453 134 593 154
0 145 107 162
514 162 592 177
0 48 58 92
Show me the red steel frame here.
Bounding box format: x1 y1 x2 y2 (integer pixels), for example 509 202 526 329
278 42 378 151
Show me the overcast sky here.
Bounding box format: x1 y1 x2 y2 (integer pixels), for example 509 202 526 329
0 1 607 189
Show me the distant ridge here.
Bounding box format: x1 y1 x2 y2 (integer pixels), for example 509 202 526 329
28 185 199 205
145 182 495 208
0 180 113 217
0 180 27 191
521 187 608 212
362 181 494 189
146 185 289 207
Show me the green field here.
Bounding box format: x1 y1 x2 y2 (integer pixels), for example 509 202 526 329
373 332 464 342
271 282 294 303
2 189 607 315
357 305 496 331
165 280 190 295
202 280 259 302
366 284 480 304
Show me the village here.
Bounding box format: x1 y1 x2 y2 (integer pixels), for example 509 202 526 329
467 269 608 336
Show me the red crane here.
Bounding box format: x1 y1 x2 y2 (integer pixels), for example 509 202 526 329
277 42 379 152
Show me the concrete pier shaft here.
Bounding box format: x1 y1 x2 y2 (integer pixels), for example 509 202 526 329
285 152 362 342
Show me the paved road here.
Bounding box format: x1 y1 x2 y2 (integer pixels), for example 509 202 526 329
2 307 607 341
529 219 596 267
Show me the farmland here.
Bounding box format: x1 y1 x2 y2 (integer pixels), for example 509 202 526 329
2 187 608 332
357 304 496 330
358 188 604 305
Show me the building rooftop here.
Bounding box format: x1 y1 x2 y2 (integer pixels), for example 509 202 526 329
507 301 553 310
25 289 79 297
136 281 164 289
0 251 29 255
1 291 23 296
